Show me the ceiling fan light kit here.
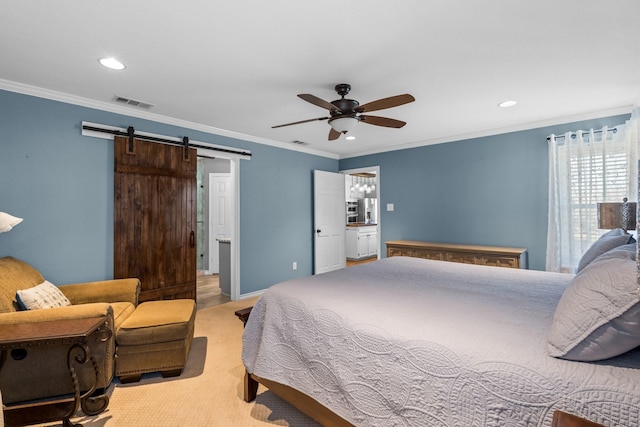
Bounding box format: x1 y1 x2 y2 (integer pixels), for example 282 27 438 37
272 83 415 141
329 116 358 133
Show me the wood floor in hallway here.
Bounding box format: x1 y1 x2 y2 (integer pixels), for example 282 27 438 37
346 256 377 267
196 273 230 309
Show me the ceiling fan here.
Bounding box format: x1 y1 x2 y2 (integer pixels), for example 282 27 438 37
272 84 415 141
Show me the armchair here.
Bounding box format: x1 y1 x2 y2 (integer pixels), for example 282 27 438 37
0 256 139 415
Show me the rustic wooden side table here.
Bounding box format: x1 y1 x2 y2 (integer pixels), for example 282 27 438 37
0 317 111 427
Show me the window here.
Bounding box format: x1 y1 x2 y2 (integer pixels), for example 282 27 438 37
547 122 638 273
566 142 629 249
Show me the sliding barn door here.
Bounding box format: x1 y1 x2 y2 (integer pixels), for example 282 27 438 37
114 136 197 302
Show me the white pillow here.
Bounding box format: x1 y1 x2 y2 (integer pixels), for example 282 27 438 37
548 247 640 361
16 280 71 310
0 212 23 232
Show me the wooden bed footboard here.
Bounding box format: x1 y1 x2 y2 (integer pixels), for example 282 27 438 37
243 370 355 427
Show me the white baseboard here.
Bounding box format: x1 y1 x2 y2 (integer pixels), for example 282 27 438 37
238 290 264 300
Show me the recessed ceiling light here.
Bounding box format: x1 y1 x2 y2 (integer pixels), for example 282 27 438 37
99 57 126 70
345 135 356 140
498 100 517 108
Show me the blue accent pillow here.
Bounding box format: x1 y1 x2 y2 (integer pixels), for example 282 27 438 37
576 228 634 273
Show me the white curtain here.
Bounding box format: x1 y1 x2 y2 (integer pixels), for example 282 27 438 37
546 108 639 273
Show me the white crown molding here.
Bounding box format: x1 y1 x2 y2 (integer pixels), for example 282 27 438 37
341 105 635 159
0 79 339 160
1 79 633 161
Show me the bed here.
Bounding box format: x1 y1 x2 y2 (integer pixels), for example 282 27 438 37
242 238 640 426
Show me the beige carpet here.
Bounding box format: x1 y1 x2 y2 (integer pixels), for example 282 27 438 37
37 298 321 427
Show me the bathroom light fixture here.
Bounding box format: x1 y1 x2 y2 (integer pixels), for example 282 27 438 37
99 57 126 70
499 100 517 108
0 212 23 233
328 116 358 133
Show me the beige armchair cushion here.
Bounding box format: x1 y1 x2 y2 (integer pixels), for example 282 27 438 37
117 300 195 346
111 301 137 330
60 279 139 306
0 302 112 325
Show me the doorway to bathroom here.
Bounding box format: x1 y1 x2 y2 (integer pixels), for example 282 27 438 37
196 157 234 309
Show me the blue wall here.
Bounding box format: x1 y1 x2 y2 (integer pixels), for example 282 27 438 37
0 88 631 293
0 90 336 294
340 113 630 271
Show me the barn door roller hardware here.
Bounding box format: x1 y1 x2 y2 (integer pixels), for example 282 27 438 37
183 136 190 160
127 126 135 153
81 123 252 158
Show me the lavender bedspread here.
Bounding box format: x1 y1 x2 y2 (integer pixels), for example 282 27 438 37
242 256 640 426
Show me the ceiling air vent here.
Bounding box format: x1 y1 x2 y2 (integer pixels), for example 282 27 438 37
113 96 154 109
291 140 309 146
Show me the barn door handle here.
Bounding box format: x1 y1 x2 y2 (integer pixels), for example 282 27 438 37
190 231 195 248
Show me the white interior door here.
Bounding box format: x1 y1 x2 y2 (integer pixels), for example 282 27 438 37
314 170 346 274
209 173 232 274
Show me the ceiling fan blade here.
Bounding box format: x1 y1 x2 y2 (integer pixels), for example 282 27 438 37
328 128 341 141
272 116 329 129
357 94 415 113
298 94 340 111
359 115 407 128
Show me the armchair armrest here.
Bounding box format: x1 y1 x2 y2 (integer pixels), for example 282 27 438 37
0 302 112 326
59 278 140 306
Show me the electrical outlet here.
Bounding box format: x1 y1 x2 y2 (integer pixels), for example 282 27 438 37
292 261 297 270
